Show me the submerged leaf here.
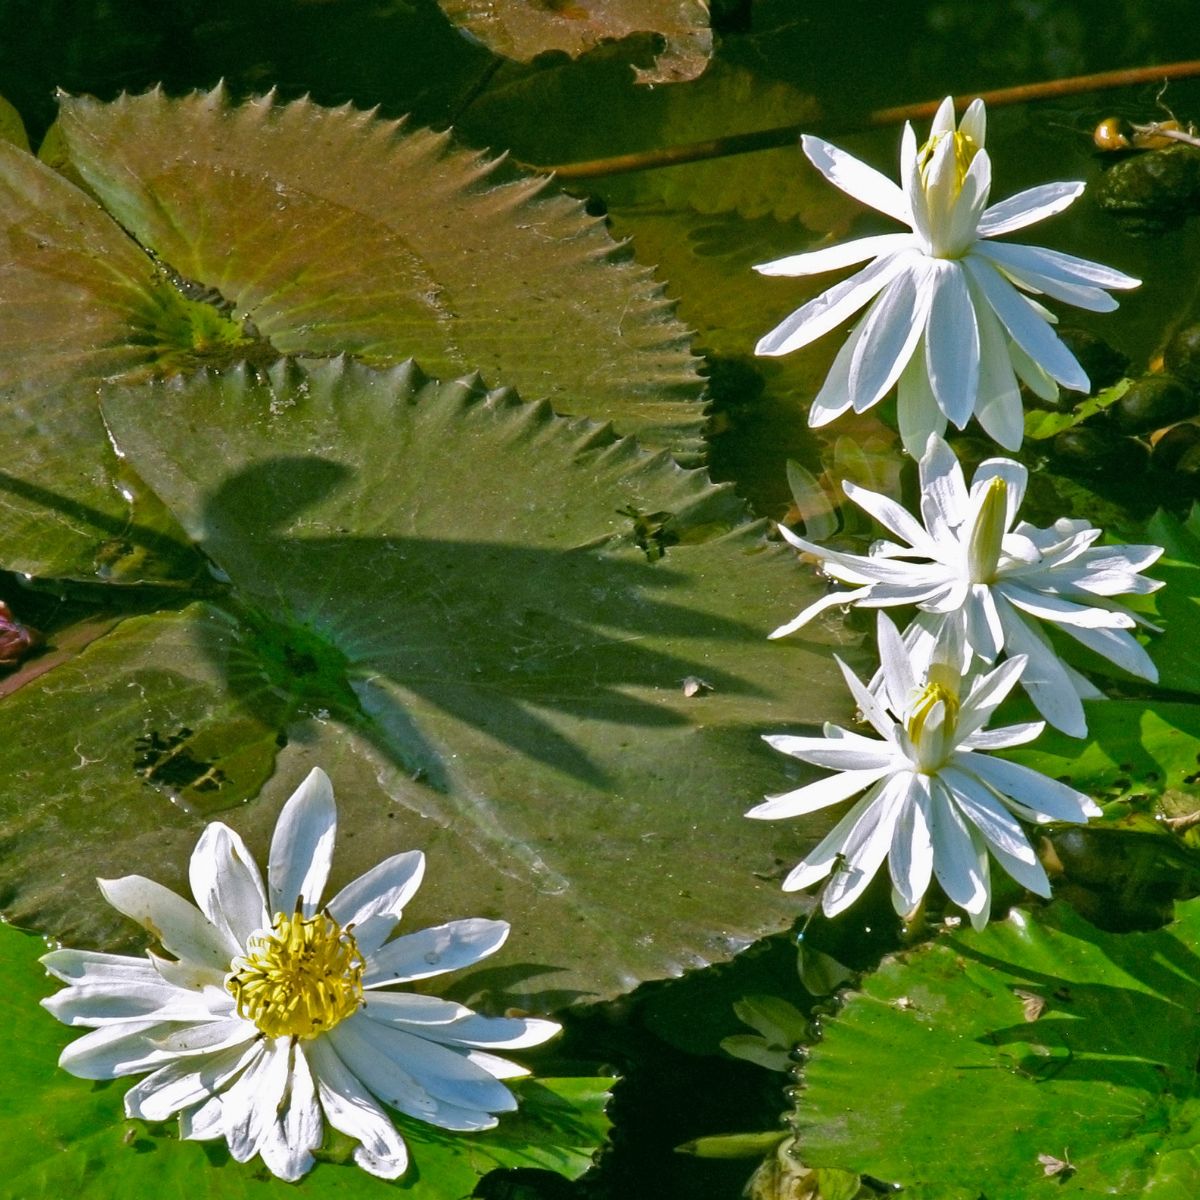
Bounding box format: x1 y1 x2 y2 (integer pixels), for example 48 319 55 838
464 57 852 225
0 359 851 1006
796 900 1200 1197
437 0 712 85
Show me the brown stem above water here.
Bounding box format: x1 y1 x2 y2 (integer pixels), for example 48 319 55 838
525 58 1200 181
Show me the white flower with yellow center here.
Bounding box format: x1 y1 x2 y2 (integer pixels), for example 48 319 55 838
40 768 559 1182
772 434 1162 737
748 615 1099 926
755 96 1140 453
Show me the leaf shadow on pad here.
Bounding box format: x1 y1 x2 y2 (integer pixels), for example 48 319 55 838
194 449 771 794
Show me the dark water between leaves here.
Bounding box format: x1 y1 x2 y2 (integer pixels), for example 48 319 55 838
5 0 1200 1196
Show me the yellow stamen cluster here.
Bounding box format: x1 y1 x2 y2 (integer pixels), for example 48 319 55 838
917 129 979 193
227 910 364 1040
905 678 960 747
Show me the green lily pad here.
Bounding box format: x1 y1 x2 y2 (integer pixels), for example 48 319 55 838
1001 699 1200 805
0 921 611 1198
795 899 1200 1198
436 0 712 85
1143 507 1200 697
52 86 705 459
0 359 851 1006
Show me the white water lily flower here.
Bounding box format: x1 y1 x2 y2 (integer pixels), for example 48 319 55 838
755 96 1140 453
748 614 1099 927
772 434 1162 738
41 768 559 1183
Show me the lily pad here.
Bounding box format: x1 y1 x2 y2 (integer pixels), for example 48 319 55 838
0 921 612 1198
437 0 712 85
1001 699 1200 806
50 86 705 459
1143 507 1200 696
796 900 1200 1197
0 359 852 1007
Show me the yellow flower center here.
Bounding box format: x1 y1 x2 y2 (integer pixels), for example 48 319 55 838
227 910 364 1040
917 129 979 194
905 678 960 748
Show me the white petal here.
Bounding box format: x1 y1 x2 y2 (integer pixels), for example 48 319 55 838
754 232 913 277
1001 582 1134 629
888 772 934 911
960 753 1099 823
896 346 947 455
876 611 917 715
971 286 1024 450
98 875 236 972
756 252 912 357
328 850 426 957
930 96 957 137
329 1017 498 1130
964 257 1089 390
918 433 969 535
762 730 896 771
973 456 1028 527
222 1036 292 1164
961 720 1045 750
945 142 992 253
977 181 1084 236
801 133 910 223
960 98 986 145
124 1039 260 1122
902 122 932 251
975 242 1121 311
747 763 894 820
189 823 269 949
41 948 161 988
847 258 930 411
823 772 913 915
306 1037 410 1179
997 606 1088 737
924 262 980 426
1058 623 1158 682
365 918 509 987
269 767 337 917
962 584 1004 663
179 1094 224 1141
57 1019 181 1079
955 655 1026 740
43 977 215 1027
842 480 938 554
997 243 1138 290
1009 336 1061 401
417 1013 560 1052
837 655 900 741
259 1041 322 1182
362 992 470 1025
940 765 1038 862
807 322 860 425
363 993 559 1050
355 1014 519 1113
781 788 880 891
927 778 989 910
988 837 1052 897
151 1018 258 1057
768 585 874 639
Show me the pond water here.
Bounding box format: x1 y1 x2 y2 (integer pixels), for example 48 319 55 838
4 1 1200 1197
